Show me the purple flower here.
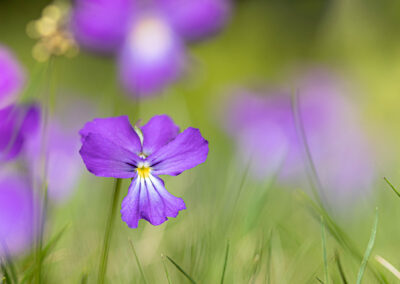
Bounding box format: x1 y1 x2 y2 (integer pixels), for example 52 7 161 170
71 0 231 96
25 121 82 203
223 70 375 206
0 104 40 161
0 46 25 109
79 115 209 228
118 12 185 96
157 0 231 41
0 175 38 257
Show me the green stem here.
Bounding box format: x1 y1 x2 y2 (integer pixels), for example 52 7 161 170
98 178 122 284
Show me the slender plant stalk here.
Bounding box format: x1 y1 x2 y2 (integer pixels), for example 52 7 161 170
98 178 122 284
129 240 148 284
161 255 172 284
334 251 348 284
356 209 379 284
35 56 55 284
383 177 400 199
321 217 329 284
220 241 230 284
166 255 196 284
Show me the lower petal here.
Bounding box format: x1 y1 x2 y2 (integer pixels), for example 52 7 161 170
121 175 185 228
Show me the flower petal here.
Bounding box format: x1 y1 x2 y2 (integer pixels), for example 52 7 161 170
118 13 186 96
80 116 141 154
0 175 38 256
121 175 186 228
0 104 40 161
147 127 209 176
141 114 179 156
71 0 134 53
79 133 138 178
0 46 25 109
158 0 231 41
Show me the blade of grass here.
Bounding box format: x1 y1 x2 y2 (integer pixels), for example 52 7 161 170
80 273 88 284
298 191 388 283
161 255 172 284
220 241 230 284
356 208 379 284
129 240 148 284
1 262 12 284
383 177 400 199
98 178 122 284
265 230 273 284
321 217 329 284
166 255 196 284
375 255 400 280
334 251 348 284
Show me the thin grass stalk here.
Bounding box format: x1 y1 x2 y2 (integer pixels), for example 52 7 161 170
356 209 379 284
166 255 196 284
383 177 400 199
334 251 348 284
98 178 122 284
220 241 230 284
129 240 148 284
321 217 329 284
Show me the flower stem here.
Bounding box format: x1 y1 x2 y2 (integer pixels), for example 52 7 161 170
98 178 122 284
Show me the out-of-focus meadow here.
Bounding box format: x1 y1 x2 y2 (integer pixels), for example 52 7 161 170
2 0 400 283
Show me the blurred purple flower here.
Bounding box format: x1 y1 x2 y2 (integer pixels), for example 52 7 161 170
0 175 37 257
71 0 231 96
223 70 375 205
0 104 40 162
79 115 209 228
0 46 25 109
157 0 231 41
25 121 82 203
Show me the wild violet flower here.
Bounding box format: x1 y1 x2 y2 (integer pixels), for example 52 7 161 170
223 70 374 206
0 175 38 257
71 0 231 96
79 115 209 228
0 45 25 109
25 121 82 203
0 104 40 162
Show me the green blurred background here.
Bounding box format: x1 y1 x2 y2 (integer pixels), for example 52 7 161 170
2 0 400 283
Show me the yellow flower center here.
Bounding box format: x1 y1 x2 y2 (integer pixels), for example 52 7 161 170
137 165 151 178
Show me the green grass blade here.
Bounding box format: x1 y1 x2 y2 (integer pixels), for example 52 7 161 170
161 255 172 284
383 177 400 199
220 241 230 284
334 251 348 284
298 191 388 283
80 273 88 284
321 217 329 284
166 255 196 284
129 240 148 284
41 224 69 259
1 262 12 284
98 178 122 284
356 209 379 284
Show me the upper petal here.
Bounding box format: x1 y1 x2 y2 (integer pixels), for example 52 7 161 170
79 133 138 178
80 116 141 154
71 0 134 53
147 127 209 176
158 0 231 41
121 175 186 228
141 115 179 156
118 12 186 97
0 104 40 161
